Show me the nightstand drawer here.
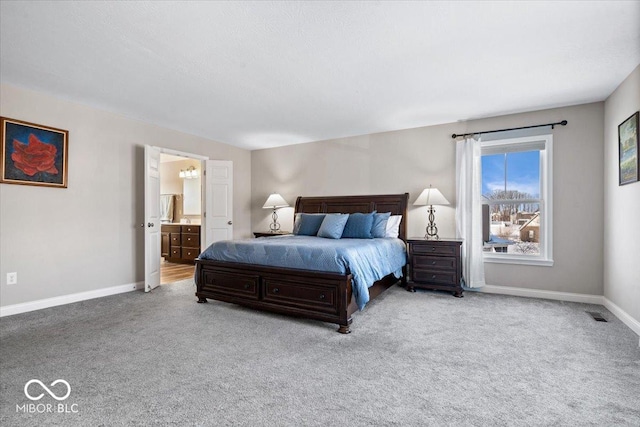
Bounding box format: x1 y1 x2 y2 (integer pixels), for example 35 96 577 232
412 270 457 285
412 255 457 271
410 242 457 256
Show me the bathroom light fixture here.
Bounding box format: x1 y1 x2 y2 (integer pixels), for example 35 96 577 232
179 166 198 179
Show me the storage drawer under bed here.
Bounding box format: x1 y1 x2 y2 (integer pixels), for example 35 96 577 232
200 270 260 300
262 277 339 314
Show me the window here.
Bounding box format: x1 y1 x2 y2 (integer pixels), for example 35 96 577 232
480 135 553 266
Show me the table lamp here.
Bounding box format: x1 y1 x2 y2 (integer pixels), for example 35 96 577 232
414 186 450 240
262 193 289 232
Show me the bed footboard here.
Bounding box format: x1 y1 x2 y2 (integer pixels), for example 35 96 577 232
195 259 401 333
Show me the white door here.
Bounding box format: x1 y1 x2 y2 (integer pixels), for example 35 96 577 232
203 160 233 248
144 145 161 292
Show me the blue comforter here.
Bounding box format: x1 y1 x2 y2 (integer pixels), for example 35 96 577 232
199 236 407 310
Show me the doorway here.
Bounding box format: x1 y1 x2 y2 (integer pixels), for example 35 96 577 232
159 153 203 284
144 145 233 291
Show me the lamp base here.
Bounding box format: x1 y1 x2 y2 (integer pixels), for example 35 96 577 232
424 231 440 240
269 209 281 232
425 205 440 240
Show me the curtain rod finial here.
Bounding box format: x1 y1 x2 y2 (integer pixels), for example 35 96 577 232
561 120 568 126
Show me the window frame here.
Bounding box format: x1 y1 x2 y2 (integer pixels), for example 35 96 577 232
480 134 554 267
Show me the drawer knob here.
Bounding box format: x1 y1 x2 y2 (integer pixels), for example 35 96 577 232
273 288 279 293
244 283 250 290
319 294 325 300
432 275 436 279
431 261 436 265
431 247 436 251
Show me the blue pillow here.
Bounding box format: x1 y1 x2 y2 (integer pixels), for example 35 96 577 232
371 212 391 238
341 212 375 239
317 214 349 239
292 213 303 234
293 213 326 236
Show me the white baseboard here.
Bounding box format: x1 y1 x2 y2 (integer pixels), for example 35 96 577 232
0 281 143 317
603 297 640 340
479 284 604 305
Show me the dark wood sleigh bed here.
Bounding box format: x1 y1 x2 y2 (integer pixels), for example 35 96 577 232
194 193 409 333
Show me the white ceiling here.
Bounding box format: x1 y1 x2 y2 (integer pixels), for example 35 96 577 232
1 1 639 150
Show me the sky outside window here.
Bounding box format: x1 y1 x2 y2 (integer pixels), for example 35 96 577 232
481 151 540 197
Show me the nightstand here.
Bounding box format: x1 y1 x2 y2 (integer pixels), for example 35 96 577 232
407 238 464 297
253 231 291 238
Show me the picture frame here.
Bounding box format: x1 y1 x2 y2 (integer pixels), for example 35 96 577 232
1 117 69 188
618 111 639 186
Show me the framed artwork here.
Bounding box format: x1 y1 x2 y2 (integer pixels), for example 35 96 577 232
1 117 69 188
618 111 639 186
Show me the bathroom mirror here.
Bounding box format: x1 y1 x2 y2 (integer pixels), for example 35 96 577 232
183 176 201 215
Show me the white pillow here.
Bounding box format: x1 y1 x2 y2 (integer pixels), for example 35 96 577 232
385 215 402 238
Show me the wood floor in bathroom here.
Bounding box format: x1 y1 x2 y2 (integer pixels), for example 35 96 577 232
160 261 195 284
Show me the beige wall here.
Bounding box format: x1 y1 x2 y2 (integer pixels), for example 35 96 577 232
603 65 640 324
252 102 605 296
3 76 629 314
0 84 251 307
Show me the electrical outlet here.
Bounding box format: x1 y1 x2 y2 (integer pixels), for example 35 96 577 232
7 272 17 285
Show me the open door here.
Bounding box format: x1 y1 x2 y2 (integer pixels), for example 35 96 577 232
144 145 161 292
203 160 233 248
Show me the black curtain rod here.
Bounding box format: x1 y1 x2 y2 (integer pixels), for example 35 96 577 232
451 120 567 139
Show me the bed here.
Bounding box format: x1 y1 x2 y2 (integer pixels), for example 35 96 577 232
194 193 409 333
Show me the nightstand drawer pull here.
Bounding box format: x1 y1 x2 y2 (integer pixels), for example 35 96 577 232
244 283 251 290
319 294 325 300
273 288 279 294
432 275 436 279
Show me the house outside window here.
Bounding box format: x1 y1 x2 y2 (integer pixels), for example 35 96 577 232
480 134 553 266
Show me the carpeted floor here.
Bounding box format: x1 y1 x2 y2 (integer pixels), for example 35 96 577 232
1 279 639 426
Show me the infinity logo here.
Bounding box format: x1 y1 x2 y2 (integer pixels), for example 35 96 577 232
24 379 71 401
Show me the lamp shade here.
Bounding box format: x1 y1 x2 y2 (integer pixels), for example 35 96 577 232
414 187 450 206
262 193 289 209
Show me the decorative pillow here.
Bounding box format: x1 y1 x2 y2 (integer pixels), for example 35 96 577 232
317 214 350 239
385 215 402 238
293 213 326 236
292 213 303 234
371 212 391 238
341 212 375 239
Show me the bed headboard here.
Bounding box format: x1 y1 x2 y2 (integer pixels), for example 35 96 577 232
294 193 409 241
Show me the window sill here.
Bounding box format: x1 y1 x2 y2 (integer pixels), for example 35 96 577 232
483 254 554 267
